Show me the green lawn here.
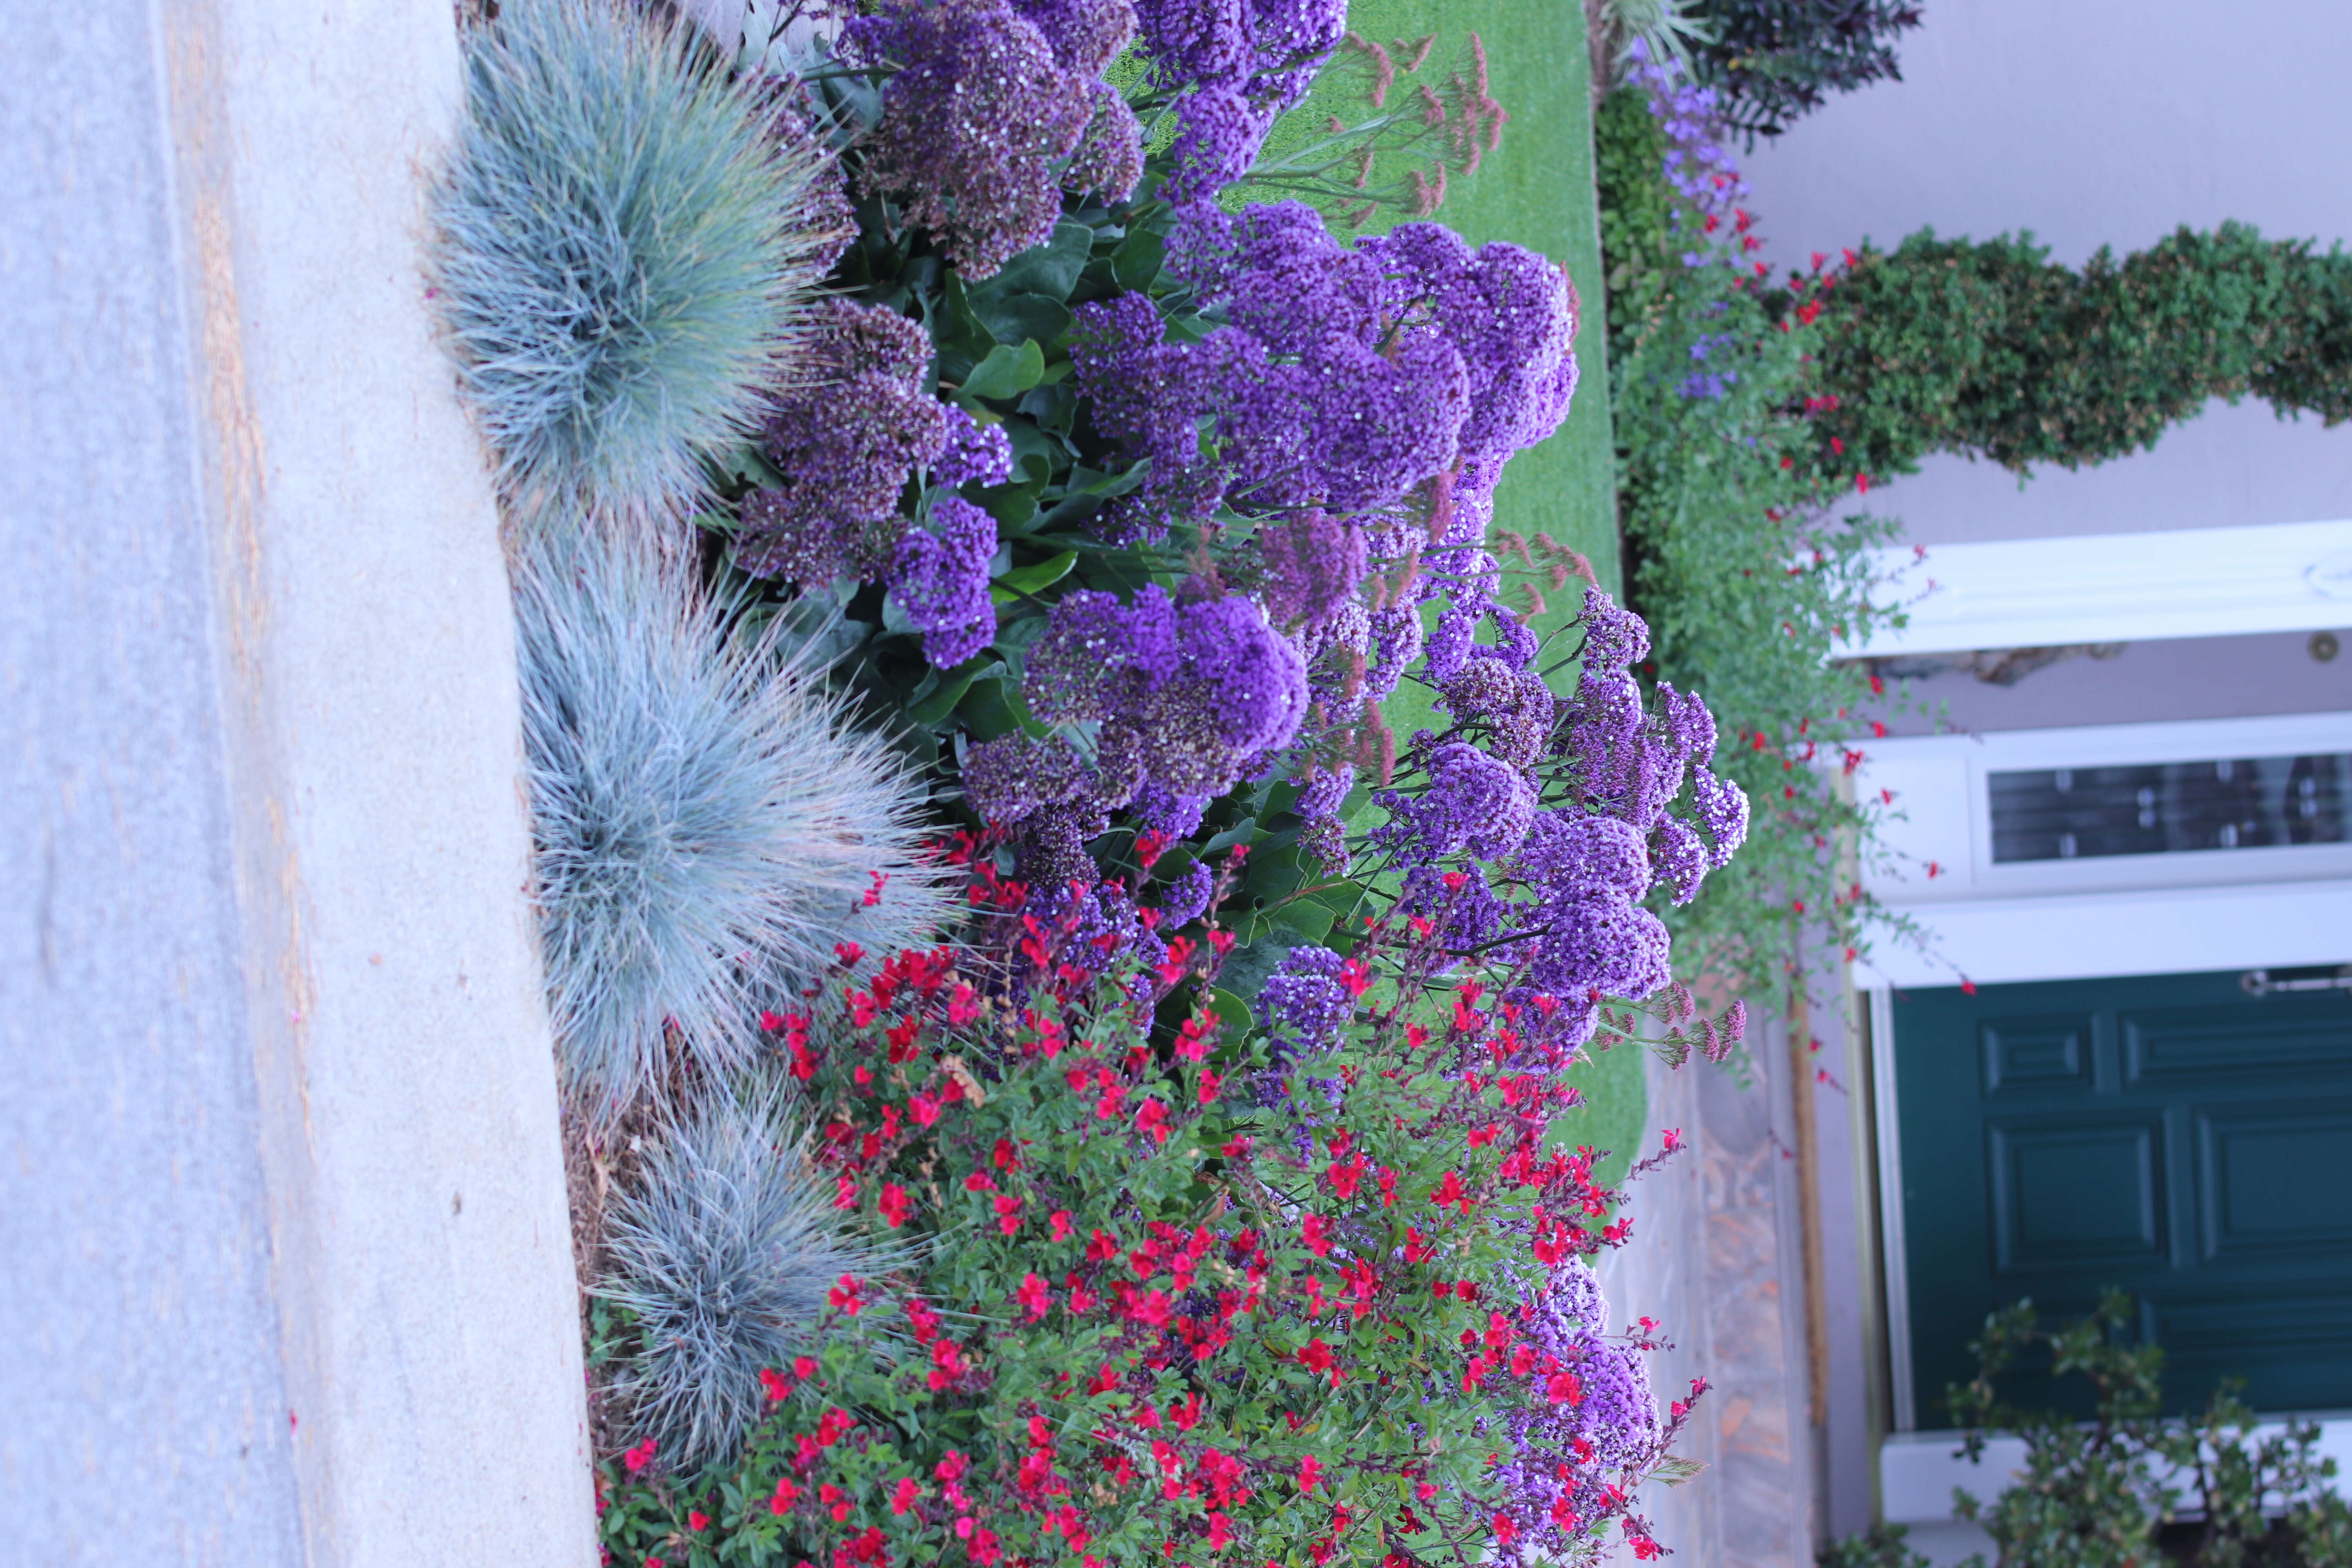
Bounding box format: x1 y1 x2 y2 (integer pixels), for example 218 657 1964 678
1270 2 1647 1185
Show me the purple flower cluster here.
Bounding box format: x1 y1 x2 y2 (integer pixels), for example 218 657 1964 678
844 0 1143 279
962 584 1306 878
885 495 998 666
1619 38 1751 271
1132 0 1347 203
739 299 947 584
1071 202 1578 630
1490 1260 1668 1563
935 405 1016 488
1254 944 1354 1062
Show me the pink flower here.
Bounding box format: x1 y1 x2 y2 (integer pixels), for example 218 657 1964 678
879 1183 913 1229
622 1437 656 1473
1298 1454 1323 1492
1016 1272 1053 1320
891 1476 921 1515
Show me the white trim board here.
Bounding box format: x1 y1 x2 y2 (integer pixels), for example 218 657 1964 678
1883 1421 2352 1526
1868 986 1918 1434
1841 519 2352 659
1851 711 2352 988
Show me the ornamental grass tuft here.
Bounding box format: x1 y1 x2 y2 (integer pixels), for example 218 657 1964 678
432 0 844 523
514 528 952 1121
599 1082 878 1472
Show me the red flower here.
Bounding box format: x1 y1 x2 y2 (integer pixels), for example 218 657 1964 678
1301 1214 1333 1256
1133 1098 1170 1144
770 1476 801 1514
1016 1272 1052 1319
833 941 865 968
1297 1454 1323 1493
760 1366 793 1403
687 1511 710 1532
1429 1170 1470 1212
828 1274 867 1316
879 1182 912 1229
1050 1209 1073 1241
622 1438 656 1473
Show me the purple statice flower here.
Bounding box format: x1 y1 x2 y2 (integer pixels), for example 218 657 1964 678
844 0 1093 280
1358 225 1580 470
1692 764 1750 868
1525 886 1670 1001
1492 1263 1665 1562
1017 877 1167 979
959 733 1096 823
1398 862 1508 958
1131 782 1210 840
1131 0 1343 201
1294 764 1354 821
1009 0 1138 75
1564 670 1644 803
740 299 948 584
885 496 998 666
934 405 1016 488
1517 811 1648 897
1299 813 1348 876
1658 681 1717 767
1161 83 1278 205
1651 817 1709 906
1577 586 1651 673
1254 510 1367 632
1363 604 1423 700
1371 742 1535 864
1255 944 1354 1062
1022 586 1305 819
1150 859 1213 927
1065 80 1147 201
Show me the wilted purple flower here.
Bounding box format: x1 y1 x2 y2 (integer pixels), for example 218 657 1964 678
1010 0 1138 74
740 299 948 583
1064 81 1146 201
1692 764 1751 867
960 733 1096 822
935 406 1016 488
1256 510 1368 631
886 496 998 666
1256 944 1354 1060
844 0 1093 279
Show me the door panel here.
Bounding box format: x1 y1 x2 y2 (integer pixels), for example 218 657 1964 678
1893 969 2352 1420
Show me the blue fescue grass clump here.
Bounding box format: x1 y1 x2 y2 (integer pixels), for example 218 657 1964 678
514 527 953 1119
599 1082 880 1470
432 0 839 522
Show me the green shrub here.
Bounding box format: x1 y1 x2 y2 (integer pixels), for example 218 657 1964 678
1686 0 1923 142
1805 223 2352 483
1929 1294 2352 1568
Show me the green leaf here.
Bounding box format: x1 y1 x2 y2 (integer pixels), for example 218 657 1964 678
978 217 1094 303
1207 987 1254 1037
991 549 1077 602
972 292 1074 350
1112 227 1168 292
959 339 1047 401
906 657 993 726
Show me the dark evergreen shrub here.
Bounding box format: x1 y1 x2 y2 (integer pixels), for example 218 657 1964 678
1688 0 1924 142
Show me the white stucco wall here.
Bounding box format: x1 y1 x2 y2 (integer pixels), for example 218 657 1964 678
1740 0 2352 549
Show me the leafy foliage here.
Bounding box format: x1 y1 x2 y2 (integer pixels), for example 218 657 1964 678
514 528 951 1121
1684 0 1922 142
593 847 1701 1567
431 0 843 522
1803 223 2352 483
1921 1295 2352 1568
1597 78 1921 999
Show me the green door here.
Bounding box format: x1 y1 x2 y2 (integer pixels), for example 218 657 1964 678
1892 968 2352 1421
